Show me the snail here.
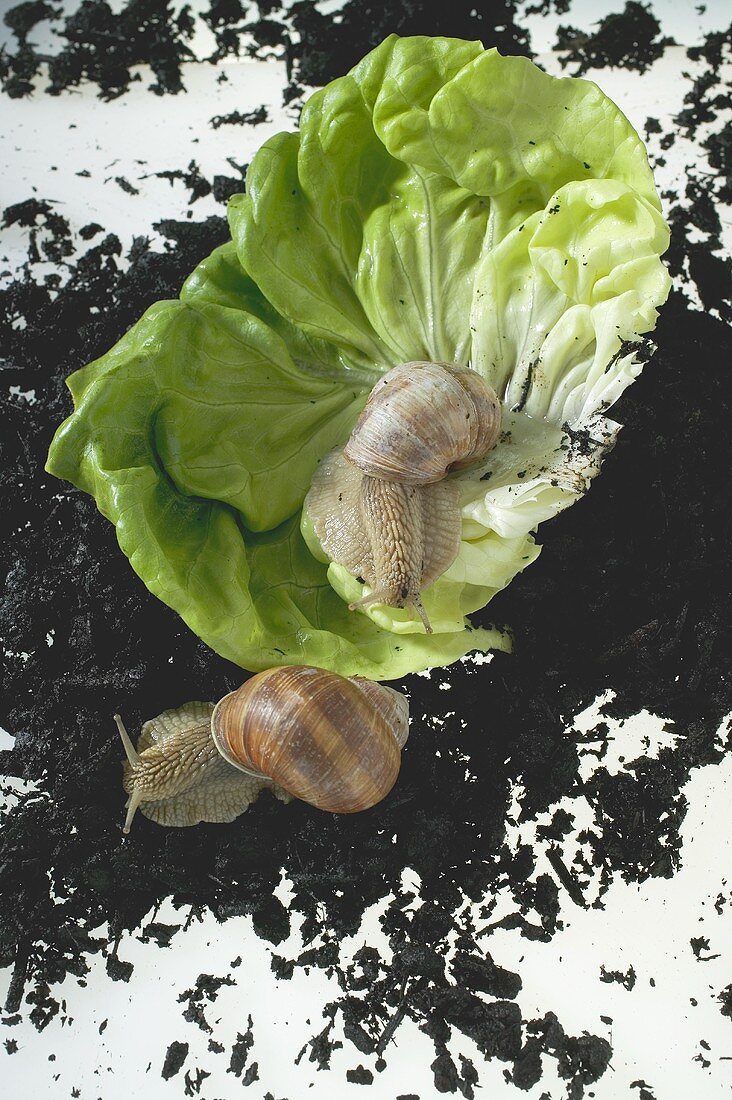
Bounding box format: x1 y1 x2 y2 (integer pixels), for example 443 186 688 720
305 362 501 633
116 665 409 832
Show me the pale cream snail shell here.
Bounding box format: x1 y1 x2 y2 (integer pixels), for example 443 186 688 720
305 362 501 631
344 361 501 483
117 666 409 832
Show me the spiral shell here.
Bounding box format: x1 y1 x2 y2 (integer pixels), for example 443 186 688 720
211 666 409 813
343 362 501 484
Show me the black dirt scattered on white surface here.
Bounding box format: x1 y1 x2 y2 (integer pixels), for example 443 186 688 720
1 2 731 1097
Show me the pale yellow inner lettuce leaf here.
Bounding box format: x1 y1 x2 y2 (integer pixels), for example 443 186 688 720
302 177 670 637
471 179 670 422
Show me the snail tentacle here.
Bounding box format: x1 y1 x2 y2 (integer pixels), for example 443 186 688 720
123 788 144 834
115 713 144 832
115 713 140 766
412 594 432 634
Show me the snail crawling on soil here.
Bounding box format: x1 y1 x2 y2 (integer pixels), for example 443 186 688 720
305 362 501 633
116 666 409 832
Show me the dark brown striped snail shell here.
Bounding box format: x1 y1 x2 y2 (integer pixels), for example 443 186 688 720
117 666 409 832
305 361 501 632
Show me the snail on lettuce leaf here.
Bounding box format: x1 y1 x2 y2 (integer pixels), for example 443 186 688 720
46 35 670 680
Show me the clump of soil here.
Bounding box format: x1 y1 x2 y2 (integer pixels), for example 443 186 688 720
1 0 532 100
556 1 674 75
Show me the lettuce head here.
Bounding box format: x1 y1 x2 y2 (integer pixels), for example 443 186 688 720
47 35 671 679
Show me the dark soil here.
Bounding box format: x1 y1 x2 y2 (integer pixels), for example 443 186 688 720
556 1 674 75
1 3 731 1097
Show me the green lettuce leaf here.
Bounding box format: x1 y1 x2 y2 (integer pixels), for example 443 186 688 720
47 35 670 679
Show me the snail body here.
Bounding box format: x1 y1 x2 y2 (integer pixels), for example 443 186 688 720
118 667 409 831
305 362 501 631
